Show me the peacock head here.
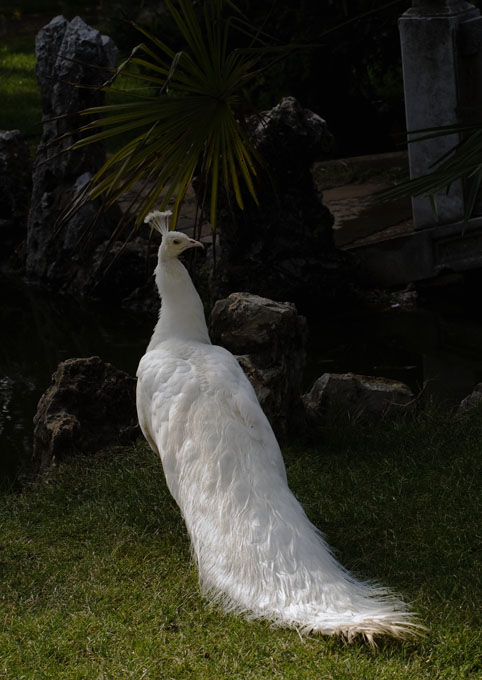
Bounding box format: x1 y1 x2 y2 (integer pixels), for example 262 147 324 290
145 210 203 260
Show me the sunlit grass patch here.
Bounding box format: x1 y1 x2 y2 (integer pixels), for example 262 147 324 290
0 30 146 155
1 410 481 679
0 36 40 145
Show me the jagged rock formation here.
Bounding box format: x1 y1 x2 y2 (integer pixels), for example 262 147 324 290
26 16 120 292
303 372 415 422
209 291 307 438
33 356 138 472
0 130 31 269
211 97 352 316
457 382 482 415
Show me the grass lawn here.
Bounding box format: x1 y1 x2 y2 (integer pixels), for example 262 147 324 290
1 410 481 679
0 24 153 156
0 34 40 146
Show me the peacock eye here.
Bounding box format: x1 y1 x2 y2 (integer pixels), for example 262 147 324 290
173 239 181 245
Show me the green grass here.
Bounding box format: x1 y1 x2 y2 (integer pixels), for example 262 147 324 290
0 35 41 145
0 30 148 155
1 411 481 679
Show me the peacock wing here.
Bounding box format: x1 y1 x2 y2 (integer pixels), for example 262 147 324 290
136 342 287 506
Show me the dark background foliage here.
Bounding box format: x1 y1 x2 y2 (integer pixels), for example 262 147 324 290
98 0 411 156
6 0 482 157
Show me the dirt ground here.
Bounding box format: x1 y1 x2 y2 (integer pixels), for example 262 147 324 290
315 152 413 249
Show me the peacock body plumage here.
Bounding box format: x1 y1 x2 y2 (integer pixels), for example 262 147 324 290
136 211 420 643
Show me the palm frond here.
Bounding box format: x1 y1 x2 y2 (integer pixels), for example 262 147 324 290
71 0 269 232
379 121 482 224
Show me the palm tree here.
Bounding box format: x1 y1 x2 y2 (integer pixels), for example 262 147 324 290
63 0 406 240
63 0 271 236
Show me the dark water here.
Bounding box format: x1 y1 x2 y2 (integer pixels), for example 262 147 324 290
2 274 482 487
306 295 482 403
0 275 153 487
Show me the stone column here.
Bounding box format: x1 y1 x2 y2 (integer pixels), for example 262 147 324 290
399 0 479 229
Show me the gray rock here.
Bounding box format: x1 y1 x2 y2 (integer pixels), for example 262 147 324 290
26 16 120 292
211 97 352 315
0 130 31 266
235 356 292 434
33 356 138 472
303 372 415 422
210 292 307 437
457 382 482 414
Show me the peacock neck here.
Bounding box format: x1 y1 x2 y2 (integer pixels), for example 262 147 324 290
148 256 211 348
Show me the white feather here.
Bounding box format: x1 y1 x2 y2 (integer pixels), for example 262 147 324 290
136 228 422 642
144 210 172 236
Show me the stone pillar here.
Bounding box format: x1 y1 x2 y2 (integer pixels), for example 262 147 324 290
399 0 479 229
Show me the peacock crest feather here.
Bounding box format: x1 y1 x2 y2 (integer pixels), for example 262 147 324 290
144 210 172 236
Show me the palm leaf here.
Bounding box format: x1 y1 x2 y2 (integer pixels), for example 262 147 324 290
379 119 482 224
71 0 269 232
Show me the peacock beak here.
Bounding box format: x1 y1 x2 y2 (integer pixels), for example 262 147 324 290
188 238 204 249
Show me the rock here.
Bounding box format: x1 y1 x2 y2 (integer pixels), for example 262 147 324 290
0 130 31 267
210 292 307 437
26 16 121 292
235 356 294 435
211 97 353 316
457 382 482 415
33 356 138 472
303 372 415 422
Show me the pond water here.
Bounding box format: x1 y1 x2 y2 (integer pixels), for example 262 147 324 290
2 274 482 488
306 296 482 402
0 274 153 487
